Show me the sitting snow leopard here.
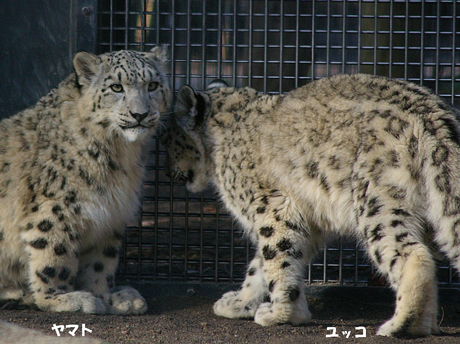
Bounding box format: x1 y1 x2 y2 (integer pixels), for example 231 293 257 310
0 47 171 314
161 74 460 337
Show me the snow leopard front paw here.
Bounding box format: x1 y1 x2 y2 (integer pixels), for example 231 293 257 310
43 291 106 314
213 291 260 319
254 299 311 326
108 286 147 314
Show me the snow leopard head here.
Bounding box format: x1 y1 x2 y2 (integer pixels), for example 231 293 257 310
161 80 229 192
73 47 171 142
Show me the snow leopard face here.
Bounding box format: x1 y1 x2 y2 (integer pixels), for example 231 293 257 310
74 48 171 142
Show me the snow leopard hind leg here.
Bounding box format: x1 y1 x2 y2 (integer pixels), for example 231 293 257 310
424 138 460 337
355 182 438 337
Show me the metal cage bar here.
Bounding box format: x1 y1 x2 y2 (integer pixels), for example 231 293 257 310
96 0 460 287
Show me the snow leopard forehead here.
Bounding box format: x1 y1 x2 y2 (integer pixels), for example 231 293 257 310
98 49 167 85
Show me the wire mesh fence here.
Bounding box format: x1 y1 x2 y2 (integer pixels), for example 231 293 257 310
96 0 460 287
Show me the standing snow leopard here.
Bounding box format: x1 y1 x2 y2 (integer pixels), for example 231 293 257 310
161 74 460 337
0 47 171 314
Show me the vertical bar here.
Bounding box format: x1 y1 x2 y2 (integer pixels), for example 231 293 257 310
404 0 409 80
323 245 327 283
230 2 237 278
110 0 114 51
137 0 147 281
341 0 346 74
201 1 206 89
249 0 253 87
125 0 129 49
185 190 189 279
199 195 204 282
217 0 222 79
435 0 440 94
355 245 359 285
168 0 176 281
137 195 143 279
233 0 237 87
357 0 362 73
279 0 284 93
214 0 222 282
420 0 424 85
230 2 237 282
155 0 160 45
137 0 146 278
168 183 173 281
186 0 191 85
153 145 159 278
264 0 268 93
326 0 330 76
185 0 191 280
230 214 235 282
215 200 220 282
200 1 206 281
295 0 299 88
311 0 316 80
373 0 377 75
449 1 456 285
153 0 160 282
171 0 176 91
339 239 343 285
452 0 457 105
140 0 145 50
389 0 393 78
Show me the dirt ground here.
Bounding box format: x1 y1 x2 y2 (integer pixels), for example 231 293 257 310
2 283 460 344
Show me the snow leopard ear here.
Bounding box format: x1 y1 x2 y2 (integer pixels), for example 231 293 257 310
175 85 206 130
73 51 100 86
146 45 169 69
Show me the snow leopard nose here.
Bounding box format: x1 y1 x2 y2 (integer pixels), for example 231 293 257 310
130 111 148 124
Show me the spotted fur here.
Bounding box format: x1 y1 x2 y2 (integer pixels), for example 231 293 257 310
0 47 171 314
162 73 460 337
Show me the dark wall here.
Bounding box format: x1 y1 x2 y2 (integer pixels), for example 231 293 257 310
0 0 97 118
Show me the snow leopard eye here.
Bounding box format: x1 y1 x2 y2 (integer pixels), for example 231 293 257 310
148 82 159 92
110 84 124 93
